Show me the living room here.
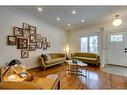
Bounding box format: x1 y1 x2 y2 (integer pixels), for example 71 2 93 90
0 0 127 94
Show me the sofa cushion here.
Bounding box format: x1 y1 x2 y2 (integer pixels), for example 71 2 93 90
74 52 97 58
45 58 65 65
41 54 51 61
74 57 98 64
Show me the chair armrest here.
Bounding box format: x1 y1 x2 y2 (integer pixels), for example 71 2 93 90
71 53 75 59
96 56 100 63
38 57 46 67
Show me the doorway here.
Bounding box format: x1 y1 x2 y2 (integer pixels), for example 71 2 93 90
106 31 127 66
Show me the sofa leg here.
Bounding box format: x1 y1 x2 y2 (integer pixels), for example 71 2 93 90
43 67 46 71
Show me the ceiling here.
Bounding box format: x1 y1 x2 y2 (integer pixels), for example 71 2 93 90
13 6 127 31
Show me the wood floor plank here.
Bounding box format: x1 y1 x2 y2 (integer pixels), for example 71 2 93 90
28 64 127 89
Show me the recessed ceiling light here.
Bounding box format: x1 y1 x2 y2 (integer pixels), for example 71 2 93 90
57 17 60 21
67 24 71 27
72 11 76 14
38 7 42 11
81 19 85 22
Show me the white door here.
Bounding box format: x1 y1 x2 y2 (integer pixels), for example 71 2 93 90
106 31 127 66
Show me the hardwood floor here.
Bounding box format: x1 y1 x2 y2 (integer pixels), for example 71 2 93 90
28 64 127 89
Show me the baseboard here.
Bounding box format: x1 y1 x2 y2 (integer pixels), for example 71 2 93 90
107 64 127 68
27 66 42 73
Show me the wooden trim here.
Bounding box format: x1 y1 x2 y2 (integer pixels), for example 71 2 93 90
107 64 127 68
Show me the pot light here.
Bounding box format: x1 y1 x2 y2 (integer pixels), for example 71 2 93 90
38 7 42 11
57 17 60 21
81 19 85 22
112 15 122 26
67 24 71 27
72 11 76 14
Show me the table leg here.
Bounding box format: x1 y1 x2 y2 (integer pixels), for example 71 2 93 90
57 80 60 89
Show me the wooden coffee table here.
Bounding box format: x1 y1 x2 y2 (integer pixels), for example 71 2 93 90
64 60 88 77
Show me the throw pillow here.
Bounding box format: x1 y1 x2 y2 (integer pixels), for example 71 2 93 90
45 54 51 61
41 54 51 61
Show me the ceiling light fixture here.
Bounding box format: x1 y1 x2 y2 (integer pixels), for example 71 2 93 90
57 17 60 21
38 7 42 11
67 24 71 27
112 15 122 26
72 11 76 14
81 19 85 22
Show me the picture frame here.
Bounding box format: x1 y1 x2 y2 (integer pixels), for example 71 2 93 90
21 50 29 58
23 29 29 38
29 43 36 51
36 42 42 49
22 23 29 30
29 26 36 34
42 37 47 43
36 34 42 42
13 27 23 37
29 35 36 43
17 38 28 49
7 35 16 45
42 43 47 50
47 42 51 48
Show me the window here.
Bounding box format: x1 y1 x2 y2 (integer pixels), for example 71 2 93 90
80 35 98 54
111 34 123 42
81 37 88 52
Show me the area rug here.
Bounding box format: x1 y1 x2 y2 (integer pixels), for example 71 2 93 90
101 64 127 77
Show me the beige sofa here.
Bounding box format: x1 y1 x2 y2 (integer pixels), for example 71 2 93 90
71 52 100 66
39 53 66 70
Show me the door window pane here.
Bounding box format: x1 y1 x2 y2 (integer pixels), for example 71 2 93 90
110 34 123 42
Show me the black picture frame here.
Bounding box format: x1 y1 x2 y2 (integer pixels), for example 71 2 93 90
29 35 36 43
36 42 42 49
29 26 36 34
21 50 29 58
29 43 36 51
47 42 51 48
42 37 47 43
13 27 23 37
7 35 16 45
42 43 47 50
22 23 29 30
36 34 42 42
17 38 28 49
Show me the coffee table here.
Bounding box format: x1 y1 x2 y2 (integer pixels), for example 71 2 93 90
64 60 88 77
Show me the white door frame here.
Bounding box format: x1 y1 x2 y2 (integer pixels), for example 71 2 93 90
104 28 127 66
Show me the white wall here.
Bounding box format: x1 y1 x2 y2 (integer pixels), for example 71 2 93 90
0 7 67 69
69 9 127 67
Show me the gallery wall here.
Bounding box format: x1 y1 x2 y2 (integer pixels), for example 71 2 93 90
0 7 67 69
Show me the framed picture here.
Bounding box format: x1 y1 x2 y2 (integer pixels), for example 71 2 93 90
22 23 29 30
29 26 36 34
17 38 28 49
42 37 47 43
42 43 47 50
23 29 29 38
29 35 36 43
47 42 51 48
36 34 42 42
7 35 16 45
29 43 36 51
13 27 23 37
21 50 29 58
36 42 42 49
